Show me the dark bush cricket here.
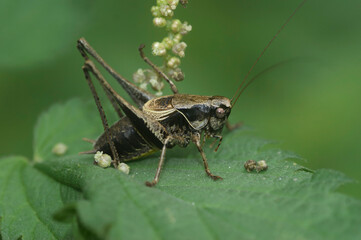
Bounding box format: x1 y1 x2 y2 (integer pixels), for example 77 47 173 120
78 0 306 187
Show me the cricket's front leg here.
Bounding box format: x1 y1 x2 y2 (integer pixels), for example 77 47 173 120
209 135 223 152
192 133 223 181
146 137 171 187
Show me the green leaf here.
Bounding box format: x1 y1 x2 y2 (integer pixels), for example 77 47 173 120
2 99 361 239
0 0 90 68
0 156 81 239
33 99 102 162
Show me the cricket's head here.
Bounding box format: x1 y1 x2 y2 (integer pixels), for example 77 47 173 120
171 94 231 134
207 96 232 134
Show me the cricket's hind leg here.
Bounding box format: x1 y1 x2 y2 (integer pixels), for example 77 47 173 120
80 58 169 168
77 38 154 108
81 62 121 167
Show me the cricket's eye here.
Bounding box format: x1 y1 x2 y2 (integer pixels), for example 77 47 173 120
215 108 225 118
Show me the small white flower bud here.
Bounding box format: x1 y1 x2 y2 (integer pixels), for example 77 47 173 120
167 57 181 68
132 68 146 83
146 70 158 81
258 160 267 168
156 82 165 91
160 5 173 17
162 37 173 49
153 17 167 27
168 0 179 10
155 91 163 96
173 33 182 44
149 78 158 87
171 19 182 33
157 0 167 5
52 143 68 156
149 78 164 91
117 162 130 175
180 21 192 35
94 151 112 168
152 42 167 56
256 160 268 172
172 42 187 57
151 6 161 17
140 82 148 90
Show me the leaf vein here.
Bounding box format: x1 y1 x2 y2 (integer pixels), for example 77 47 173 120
19 165 58 240
118 179 162 240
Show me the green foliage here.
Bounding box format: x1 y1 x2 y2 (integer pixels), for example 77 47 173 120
1 0 361 200
0 99 360 239
33 99 102 162
0 0 89 68
0 156 79 239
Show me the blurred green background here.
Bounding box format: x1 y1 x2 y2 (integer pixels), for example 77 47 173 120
1 0 360 198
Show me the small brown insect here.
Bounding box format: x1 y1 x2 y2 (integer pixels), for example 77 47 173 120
244 160 257 172
244 160 268 173
78 0 306 186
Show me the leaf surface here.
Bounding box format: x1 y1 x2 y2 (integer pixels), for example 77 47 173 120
0 0 90 68
1 99 360 240
0 156 81 240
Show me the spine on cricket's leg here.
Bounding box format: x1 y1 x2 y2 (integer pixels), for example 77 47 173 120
94 117 159 161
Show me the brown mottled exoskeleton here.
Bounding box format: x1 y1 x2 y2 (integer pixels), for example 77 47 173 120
77 0 306 187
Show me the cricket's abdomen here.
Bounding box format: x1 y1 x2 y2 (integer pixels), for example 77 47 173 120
94 117 158 161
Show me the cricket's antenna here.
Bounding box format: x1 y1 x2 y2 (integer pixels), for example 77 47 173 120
231 0 307 107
